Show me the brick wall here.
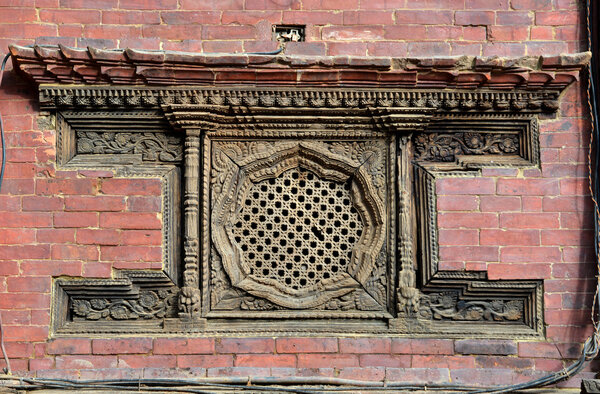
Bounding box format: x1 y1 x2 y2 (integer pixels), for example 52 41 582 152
0 0 596 388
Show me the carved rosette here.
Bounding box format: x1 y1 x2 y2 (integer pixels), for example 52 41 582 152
210 141 387 312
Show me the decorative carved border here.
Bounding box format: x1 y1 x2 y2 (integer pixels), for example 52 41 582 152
47 87 546 338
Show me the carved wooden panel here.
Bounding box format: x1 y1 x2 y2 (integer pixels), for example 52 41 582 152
204 138 393 318
43 86 546 338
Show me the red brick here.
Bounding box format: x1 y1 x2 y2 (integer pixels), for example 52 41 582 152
77 229 120 245
496 11 533 25
541 229 592 246
386 367 450 384
22 196 63 211
37 179 98 195
342 10 392 25
359 354 411 367
496 179 559 196
0 196 20 211
530 26 553 40
47 338 92 355
235 354 296 367
297 354 358 368
480 229 539 246
3 325 49 341
518 342 562 358
339 338 390 354
154 338 215 354
0 260 19 276
487 263 551 279
4 163 37 178
217 338 274 354
83 25 142 39
100 246 161 262
51 244 98 261
101 10 160 24
302 0 358 10
0 293 50 309
455 340 517 355
100 179 161 196
438 229 479 246
511 0 551 9
0 244 50 260
438 196 480 213
462 26 486 41
413 355 475 369
404 0 463 8
327 42 368 56
408 42 451 56
93 338 153 355
465 0 508 8
1 179 35 195
56 355 118 369
276 338 338 353
479 196 520 212
100 212 161 230
65 196 126 212
245 0 299 9
488 26 529 41
392 339 453 355
119 0 177 9
161 11 221 24
499 213 559 229
118 355 177 368
384 25 427 40
7 276 51 293
0 8 37 23
21 260 82 276
39 8 101 23
322 26 384 41
438 213 498 229
437 177 496 195
536 11 579 25
222 10 282 24
482 42 526 56
3 342 33 359
440 246 499 262
0 212 52 228
395 10 453 24
455 11 494 25
0 228 36 244
500 246 561 263
203 25 256 40
177 355 232 368
54 212 98 228
121 230 162 246
36 228 75 243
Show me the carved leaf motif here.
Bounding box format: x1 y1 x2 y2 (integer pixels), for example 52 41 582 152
76 131 183 162
70 287 178 321
416 291 525 323
413 132 520 162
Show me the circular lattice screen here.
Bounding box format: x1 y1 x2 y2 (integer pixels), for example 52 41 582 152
231 168 364 291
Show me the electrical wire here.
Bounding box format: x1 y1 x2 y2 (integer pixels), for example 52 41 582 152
0 52 11 376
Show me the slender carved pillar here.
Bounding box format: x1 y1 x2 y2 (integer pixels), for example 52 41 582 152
396 134 421 316
179 129 202 318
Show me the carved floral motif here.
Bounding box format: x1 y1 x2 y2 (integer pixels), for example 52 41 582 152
71 288 178 321
413 132 519 162
417 292 524 322
77 131 183 162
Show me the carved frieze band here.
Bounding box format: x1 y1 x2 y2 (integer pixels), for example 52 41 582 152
39 86 560 114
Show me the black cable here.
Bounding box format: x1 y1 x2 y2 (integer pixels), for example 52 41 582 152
0 52 10 194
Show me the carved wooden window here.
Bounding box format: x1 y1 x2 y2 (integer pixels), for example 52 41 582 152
12 45 584 337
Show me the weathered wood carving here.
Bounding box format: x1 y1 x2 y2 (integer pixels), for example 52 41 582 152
11 45 587 337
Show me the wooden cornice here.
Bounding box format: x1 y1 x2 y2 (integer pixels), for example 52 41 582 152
9 44 590 91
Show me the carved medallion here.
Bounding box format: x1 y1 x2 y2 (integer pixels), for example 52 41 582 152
207 140 390 316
